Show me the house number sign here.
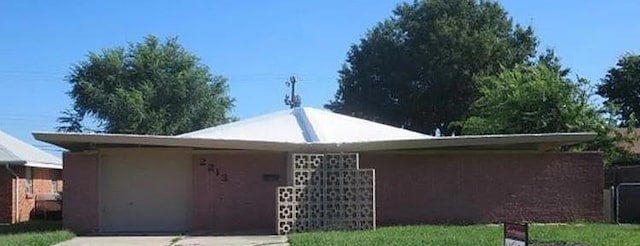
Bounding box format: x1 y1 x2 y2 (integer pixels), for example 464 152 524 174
199 158 228 182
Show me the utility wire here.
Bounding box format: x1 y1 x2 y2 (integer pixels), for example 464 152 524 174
0 70 338 83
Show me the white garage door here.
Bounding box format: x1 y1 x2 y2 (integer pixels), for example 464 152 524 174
99 148 192 232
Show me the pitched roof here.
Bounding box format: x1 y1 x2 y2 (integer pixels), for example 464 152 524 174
0 130 62 169
178 107 430 143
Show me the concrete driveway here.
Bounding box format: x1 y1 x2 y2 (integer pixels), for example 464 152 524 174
55 235 288 246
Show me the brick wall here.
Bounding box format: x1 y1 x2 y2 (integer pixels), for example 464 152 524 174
59 149 602 233
360 151 603 225
0 166 61 223
192 152 287 233
0 168 14 223
16 167 62 222
63 150 287 234
62 153 99 233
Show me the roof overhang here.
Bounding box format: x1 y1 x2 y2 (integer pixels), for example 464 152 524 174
24 162 63 169
33 132 597 153
0 160 62 169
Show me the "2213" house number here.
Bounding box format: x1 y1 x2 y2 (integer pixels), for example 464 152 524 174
199 158 228 182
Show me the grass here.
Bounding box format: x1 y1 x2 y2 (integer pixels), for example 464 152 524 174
0 221 75 246
288 224 640 246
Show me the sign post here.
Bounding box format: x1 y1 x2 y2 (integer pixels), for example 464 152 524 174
504 222 528 246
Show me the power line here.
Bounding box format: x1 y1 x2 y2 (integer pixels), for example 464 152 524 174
0 118 58 124
0 70 66 76
0 70 338 83
0 112 61 117
0 117 58 121
0 70 336 78
32 143 65 152
0 123 57 129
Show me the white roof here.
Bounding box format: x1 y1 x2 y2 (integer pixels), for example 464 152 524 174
0 130 62 169
179 107 430 143
33 131 596 153
31 107 598 152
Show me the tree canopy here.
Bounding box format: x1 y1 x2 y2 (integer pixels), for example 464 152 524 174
597 54 640 126
58 35 234 135
456 61 638 166
458 63 598 135
326 0 537 135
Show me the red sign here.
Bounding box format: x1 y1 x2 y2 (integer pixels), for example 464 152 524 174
504 222 528 246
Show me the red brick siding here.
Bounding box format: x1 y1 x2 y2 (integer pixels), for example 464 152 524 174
61 150 602 232
0 168 14 223
62 153 99 233
15 167 62 222
192 152 287 233
15 167 32 223
360 152 603 225
0 166 61 223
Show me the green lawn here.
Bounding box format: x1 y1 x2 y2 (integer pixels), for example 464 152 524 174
0 221 75 246
288 224 640 246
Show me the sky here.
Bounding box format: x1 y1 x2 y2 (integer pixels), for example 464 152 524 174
1 0 639 154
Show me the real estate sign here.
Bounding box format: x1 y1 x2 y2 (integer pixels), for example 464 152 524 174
504 222 528 246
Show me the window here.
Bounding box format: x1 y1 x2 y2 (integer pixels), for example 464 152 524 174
25 167 33 195
50 171 60 193
50 179 59 193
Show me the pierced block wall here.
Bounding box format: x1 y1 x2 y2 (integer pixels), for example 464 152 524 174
277 153 375 235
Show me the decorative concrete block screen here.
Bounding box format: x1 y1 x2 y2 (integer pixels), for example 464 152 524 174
277 153 375 235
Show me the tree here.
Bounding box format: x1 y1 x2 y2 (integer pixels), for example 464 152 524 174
458 64 600 135
58 35 234 135
56 109 85 133
326 0 537 135
597 54 640 126
457 63 637 165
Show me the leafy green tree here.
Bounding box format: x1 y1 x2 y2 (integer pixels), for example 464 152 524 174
459 64 599 134
56 109 85 133
597 54 640 126
326 0 537 135
457 63 637 165
58 35 234 135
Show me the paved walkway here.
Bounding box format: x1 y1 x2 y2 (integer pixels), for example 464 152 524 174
55 235 289 246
